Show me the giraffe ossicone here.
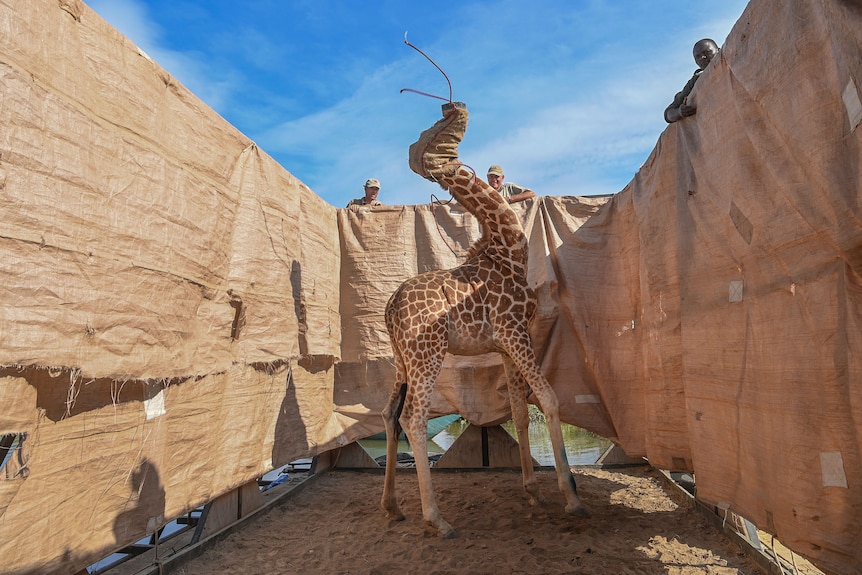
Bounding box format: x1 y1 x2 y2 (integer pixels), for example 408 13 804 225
380 103 590 538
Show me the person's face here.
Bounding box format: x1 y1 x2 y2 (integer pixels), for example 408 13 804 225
487 173 504 191
364 186 379 200
693 42 718 69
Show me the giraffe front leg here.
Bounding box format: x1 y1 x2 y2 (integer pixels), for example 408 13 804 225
533 384 590 518
502 356 546 506
504 333 590 518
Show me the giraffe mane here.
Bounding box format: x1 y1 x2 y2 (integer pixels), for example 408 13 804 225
464 231 491 261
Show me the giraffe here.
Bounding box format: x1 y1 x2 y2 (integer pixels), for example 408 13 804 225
380 103 590 538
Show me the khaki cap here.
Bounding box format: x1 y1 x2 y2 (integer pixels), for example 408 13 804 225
487 165 504 177
364 178 381 189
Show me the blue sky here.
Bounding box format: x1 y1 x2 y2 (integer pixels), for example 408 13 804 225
85 0 749 208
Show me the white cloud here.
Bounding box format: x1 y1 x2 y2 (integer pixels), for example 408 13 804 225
86 0 158 46
83 0 751 207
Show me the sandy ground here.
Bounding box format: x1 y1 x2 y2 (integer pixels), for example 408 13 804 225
170 465 800 575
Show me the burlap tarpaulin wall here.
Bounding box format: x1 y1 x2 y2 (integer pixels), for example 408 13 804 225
1 0 861 573
0 1 345 573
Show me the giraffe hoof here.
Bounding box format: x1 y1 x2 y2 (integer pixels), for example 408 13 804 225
428 518 458 538
381 503 405 521
566 504 591 518
440 527 459 539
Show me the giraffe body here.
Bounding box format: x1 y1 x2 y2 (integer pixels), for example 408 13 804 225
381 105 589 537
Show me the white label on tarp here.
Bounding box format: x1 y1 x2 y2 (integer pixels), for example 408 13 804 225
144 389 166 420
820 451 848 488
729 280 743 302
575 394 601 404
843 78 862 133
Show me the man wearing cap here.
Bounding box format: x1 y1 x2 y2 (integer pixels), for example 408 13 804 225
347 178 383 212
486 165 536 204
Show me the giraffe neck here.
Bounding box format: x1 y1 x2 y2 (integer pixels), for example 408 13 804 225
440 167 528 274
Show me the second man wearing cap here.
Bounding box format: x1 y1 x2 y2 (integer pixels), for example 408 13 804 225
486 165 536 204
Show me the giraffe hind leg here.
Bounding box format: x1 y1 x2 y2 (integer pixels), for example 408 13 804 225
380 382 407 521
397 349 456 538
400 387 457 538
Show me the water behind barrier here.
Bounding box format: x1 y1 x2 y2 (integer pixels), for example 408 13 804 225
359 418 611 466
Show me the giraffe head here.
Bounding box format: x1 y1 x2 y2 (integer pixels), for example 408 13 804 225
408 105 469 184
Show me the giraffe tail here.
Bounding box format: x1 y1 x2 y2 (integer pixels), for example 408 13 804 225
408 104 469 182
392 382 407 437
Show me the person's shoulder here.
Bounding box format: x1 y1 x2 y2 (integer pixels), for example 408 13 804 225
506 182 530 193
347 198 384 208
676 70 702 95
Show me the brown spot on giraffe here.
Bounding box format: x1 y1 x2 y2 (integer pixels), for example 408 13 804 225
380 105 589 538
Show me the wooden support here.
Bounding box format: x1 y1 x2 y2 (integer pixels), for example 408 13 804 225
314 442 380 471
596 443 646 466
435 424 537 469
195 479 264 541
331 442 380 469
